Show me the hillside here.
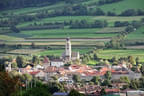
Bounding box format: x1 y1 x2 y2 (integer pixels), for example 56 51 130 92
0 0 144 52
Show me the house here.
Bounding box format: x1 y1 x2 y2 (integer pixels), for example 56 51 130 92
50 59 64 67
58 76 73 84
111 70 141 80
105 88 120 94
5 62 12 72
126 90 144 96
53 92 68 96
44 66 65 81
35 65 44 69
24 64 34 70
43 56 50 68
35 70 45 79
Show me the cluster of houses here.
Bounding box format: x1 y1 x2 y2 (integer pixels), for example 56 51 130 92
5 56 143 96
4 37 144 96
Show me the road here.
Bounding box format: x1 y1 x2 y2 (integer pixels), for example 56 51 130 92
13 38 111 42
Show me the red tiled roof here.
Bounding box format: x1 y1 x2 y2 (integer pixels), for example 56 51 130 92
105 88 120 93
44 66 65 73
70 64 92 70
43 56 50 63
112 71 129 74
29 71 40 75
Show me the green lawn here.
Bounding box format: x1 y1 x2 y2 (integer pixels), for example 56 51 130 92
98 49 144 62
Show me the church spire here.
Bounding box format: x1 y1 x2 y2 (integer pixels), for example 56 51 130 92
65 37 71 61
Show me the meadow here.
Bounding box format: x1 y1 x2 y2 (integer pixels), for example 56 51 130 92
98 49 144 62
99 0 144 14
36 48 92 56
17 16 144 28
19 28 119 38
126 26 144 40
36 49 144 62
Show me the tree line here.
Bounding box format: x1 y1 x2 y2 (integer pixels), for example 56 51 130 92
0 0 65 10
0 7 144 28
98 0 124 5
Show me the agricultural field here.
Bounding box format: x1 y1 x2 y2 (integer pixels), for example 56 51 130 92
0 2 66 15
36 48 92 56
0 35 24 41
7 49 44 55
99 0 144 14
17 16 144 28
126 26 144 40
19 28 118 38
97 49 144 62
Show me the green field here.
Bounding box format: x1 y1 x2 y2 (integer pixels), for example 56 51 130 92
36 48 92 56
126 26 144 40
35 49 144 62
1 0 144 16
19 28 118 38
0 2 66 15
17 16 144 28
100 0 144 14
98 49 144 62
0 35 23 41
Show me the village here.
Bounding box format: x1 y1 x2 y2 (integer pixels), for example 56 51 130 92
3 37 144 96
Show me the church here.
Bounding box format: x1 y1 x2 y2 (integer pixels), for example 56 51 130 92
62 37 80 62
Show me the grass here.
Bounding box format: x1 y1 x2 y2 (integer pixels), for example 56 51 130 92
98 49 144 62
36 48 92 56
1 0 144 16
20 28 118 38
0 2 66 15
126 26 144 40
17 16 144 28
99 0 144 14
0 35 24 41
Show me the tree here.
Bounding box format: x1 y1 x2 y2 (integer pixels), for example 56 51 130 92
10 25 20 33
130 79 138 89
0 72 20 96
93 53 98 60
22 81 52 96
131 21 142 28
91 76 100 85
32 55 39 66
102 79 111 86
68 89 85 96
72 74 80 83
125 25 134 33
141 64 144 76
139 77 144 88
120 76 130 83
11 62 17 68
104 71 112 80
94 8 105 16
120 9 137 16
136 57 140 66
100 88 106 95
47 82 65 93
128 56 135 65
16 56 25 68
31 42 36 49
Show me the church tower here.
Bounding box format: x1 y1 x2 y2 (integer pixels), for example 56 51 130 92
65 37 71 61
